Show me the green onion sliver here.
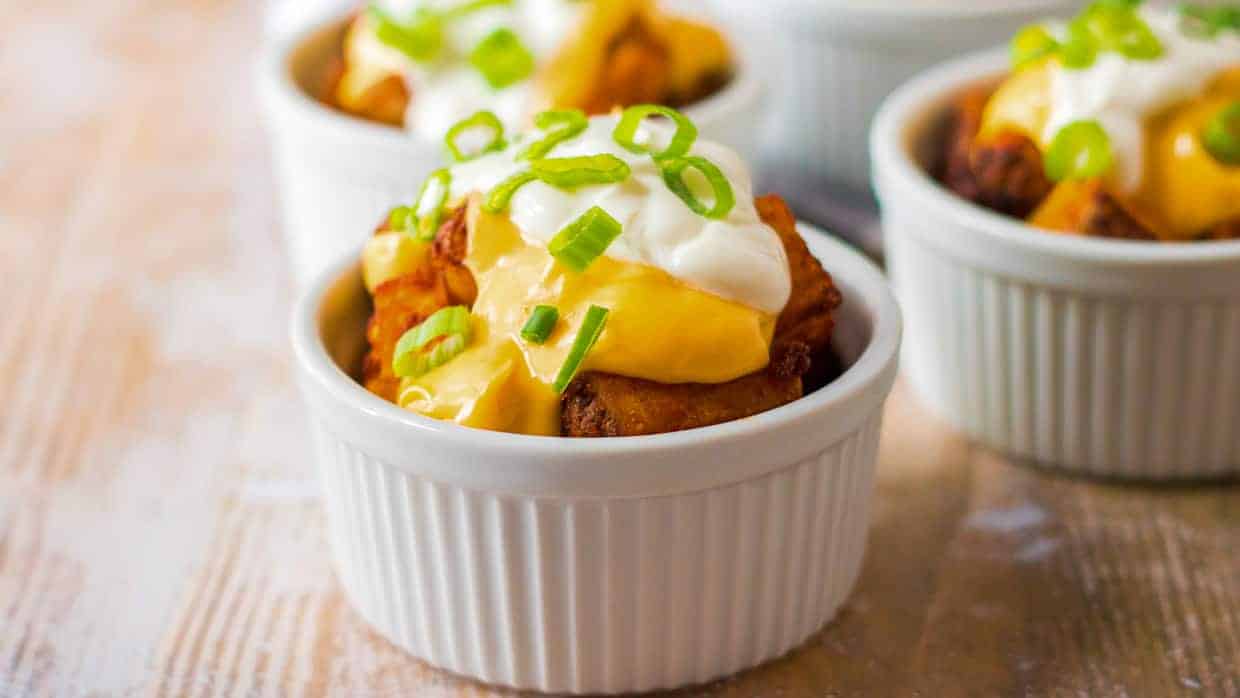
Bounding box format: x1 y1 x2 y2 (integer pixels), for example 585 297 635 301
388 205 415 232
659 156 736 219
552 305 609 393
1069 2 1163 65
517 110 588 161
547 206 623 272
392 306 473 378
1045 120 1115 181
1010 25 1060 70
470 28 535 89
445 110 507 163
520 305 559 344
612 105 697 159
368 5 443 62
483 171 537 213
1203 101 1240 166
530 155 631 189
1180 3 1240 38
411 168 452 241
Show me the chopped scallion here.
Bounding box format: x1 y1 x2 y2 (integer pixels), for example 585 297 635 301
392 306 473 378
547 206 622 272
529 154 631 189
517 110 588 161
470 28 535 89
1044 120 1114 181
612 105 697 159
444 110 507 162
658 156 736 219
483 171 537 213
553 305 609 393
520 305 559 344
1203 101 1240 166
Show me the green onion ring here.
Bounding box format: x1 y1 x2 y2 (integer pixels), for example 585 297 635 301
530 155 631 189
1010 25 1060 70
520 305 559 344
612 105 697 159
444 110 507 162
1044 120 1115 181
392 306 473 378
470 28 535 89
367 5 443 62
410 168 452 241
553 305 609 394
483 171 537 214
517 110 588 161
547 206 623 272
1203 101 1240 166
659 156 736 219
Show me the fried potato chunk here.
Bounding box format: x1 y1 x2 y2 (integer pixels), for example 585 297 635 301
939 87 1054 219
1203 219 1240 241
1029 180 1158 241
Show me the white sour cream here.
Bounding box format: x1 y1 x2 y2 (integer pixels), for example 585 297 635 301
364 0 587 137
1043 9 1240 191
447 115 793 315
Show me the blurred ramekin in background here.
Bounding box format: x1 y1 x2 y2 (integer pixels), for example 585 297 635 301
291 228 901 693
873 50 1240 480
258 12 765 285
711 0 1080 197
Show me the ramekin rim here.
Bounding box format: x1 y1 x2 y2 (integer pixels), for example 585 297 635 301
870 48 1240 266
290 222 901 459
257 9 764 152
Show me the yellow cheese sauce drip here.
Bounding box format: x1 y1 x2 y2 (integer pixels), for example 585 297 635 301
980 64 1240 240
396 200 777 435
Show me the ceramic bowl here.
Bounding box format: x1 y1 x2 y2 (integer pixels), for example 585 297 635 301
290 224 901 692
872 50 1240 480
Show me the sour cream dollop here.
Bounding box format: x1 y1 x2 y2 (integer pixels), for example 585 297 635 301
447 114 793 315
1042 8 1240 191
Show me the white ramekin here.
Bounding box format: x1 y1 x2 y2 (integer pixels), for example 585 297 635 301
872 50 1240 480
258 12 766 286
711 0 1080 195
291 226 901 693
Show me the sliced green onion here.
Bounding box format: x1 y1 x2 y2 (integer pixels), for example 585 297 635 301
470 28 535 90
552 305 609 393
547 206 623 272
530 155 631 189
444 110 507 162
368 5 443 62
1203 101 1240 166
517 110 588 161
1180 3 1240 37
1010 25 1060 70
520 305 559 344
659 156 736 219
612 105 698 159
1070 2 1163 64
483 171 537 213
392 306 472 378
1060 22 1100 69
1045 120 1115 181
388 205 415 232
411 168 452 241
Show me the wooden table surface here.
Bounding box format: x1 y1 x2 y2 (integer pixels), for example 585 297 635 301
3 1 1239 696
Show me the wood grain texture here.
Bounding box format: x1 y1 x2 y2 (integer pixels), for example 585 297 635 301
2 1 1239 696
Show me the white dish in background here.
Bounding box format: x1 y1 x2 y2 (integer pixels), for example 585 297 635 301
872 50 1240 480
709 0 1081 195
257 12 765 286
290 225 901 693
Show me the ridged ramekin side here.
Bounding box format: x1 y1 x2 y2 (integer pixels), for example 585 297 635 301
310 411 882 694
887 224 1240 479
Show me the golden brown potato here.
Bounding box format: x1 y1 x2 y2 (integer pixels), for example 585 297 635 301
1029 180 1157 241
1203 219 1240 241
939 87 1054 219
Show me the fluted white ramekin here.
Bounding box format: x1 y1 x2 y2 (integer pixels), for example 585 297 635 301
872 50 1240 480
712 0 1079 195
258 12 766 286
291 226 901 693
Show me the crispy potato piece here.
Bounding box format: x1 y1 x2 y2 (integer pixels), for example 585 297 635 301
1203 219 1240 241
939 87 1053 219
561 194 844 437
1030 180 1158 241
578 18 671 115
561 342 808 437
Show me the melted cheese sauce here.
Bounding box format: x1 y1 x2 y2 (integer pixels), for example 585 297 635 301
362 115 790 434
981 8 1240 239
393 201 776 435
